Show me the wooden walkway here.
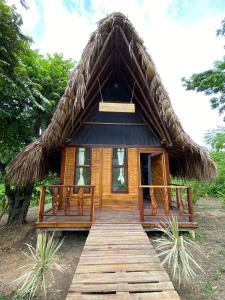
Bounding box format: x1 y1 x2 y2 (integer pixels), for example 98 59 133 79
66 224 180 300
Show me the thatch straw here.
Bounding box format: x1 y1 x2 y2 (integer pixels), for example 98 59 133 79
6 12 216 185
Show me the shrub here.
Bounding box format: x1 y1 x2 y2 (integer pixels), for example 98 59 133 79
155 216 204 285
16 233 64 299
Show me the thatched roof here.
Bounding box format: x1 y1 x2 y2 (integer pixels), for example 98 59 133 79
7 12 216 185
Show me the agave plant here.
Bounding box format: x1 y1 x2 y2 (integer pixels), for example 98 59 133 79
155 216 204 285
16 232 64 299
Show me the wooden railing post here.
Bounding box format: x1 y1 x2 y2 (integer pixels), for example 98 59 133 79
187 187 194 222
52 186 58 215
150 188 157 216
176 188 184 215
138 188 144 222
90 186 95 222
78 187 84 216
164 187 169 215
64 187 71 216
38 185 46 222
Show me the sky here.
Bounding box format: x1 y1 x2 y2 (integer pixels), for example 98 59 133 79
11 0 225 146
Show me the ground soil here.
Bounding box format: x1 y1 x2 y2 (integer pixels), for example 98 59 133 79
0 198 225 299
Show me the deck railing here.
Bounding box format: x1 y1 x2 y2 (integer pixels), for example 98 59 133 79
139 185 193 222
38 185 95 223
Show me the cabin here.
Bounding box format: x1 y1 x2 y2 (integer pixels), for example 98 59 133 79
7 13 216 231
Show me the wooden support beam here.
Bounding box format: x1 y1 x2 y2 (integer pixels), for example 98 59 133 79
176 188 184 215
66 71 112 140
78 187 84 216
118 69 163 141
90 186 95 222
187 188 194 222
119 51 166 141
150 188 157 216
138 188 144 222
38 185 46 223
61 54 113 142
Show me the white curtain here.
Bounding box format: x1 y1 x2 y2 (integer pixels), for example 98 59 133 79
117 148 125 184
77 148 85 186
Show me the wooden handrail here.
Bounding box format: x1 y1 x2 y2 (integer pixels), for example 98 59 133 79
140 185 188 189
139 185 194 222
44 184 95 188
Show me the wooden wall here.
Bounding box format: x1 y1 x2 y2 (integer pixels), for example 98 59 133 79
60 147 169 210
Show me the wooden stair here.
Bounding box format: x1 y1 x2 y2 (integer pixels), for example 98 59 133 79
66 223 180 299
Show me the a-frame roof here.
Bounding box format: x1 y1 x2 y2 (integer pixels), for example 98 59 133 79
7 12 216 185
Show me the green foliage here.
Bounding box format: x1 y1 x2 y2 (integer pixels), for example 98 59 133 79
202 282 213 295
204 126 225 151
30 175 59 207
155 216 204 285
173 151 225 201
0 1 74 223
0 0 74 165
16 233 64 299
182 18 225 120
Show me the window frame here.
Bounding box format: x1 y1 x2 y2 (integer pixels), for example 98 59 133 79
111 148 129 193
74 147 91 193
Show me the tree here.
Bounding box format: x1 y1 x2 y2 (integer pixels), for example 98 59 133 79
182 18 225 120
204 126 225 151
0 0 74 225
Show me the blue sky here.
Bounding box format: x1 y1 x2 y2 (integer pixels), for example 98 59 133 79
11 0 225 145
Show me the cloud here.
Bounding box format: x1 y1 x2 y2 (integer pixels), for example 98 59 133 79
10 0 225 145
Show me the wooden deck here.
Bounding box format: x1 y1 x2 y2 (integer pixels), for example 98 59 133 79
36 208 198 230
66 223 180 300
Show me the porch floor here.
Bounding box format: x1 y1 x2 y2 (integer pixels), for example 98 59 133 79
36 208 198 230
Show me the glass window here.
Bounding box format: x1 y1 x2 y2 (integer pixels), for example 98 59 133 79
112 148 128 193
74 147 91 193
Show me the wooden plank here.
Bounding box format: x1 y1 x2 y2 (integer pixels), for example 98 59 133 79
81 250 155 256
99 102 135 113
79 256 161 264
66 291 180 300
76 262 164 273
73 271 170 283
70 281 174 292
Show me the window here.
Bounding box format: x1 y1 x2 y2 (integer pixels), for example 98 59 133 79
74 147 91 193
112 148 128 192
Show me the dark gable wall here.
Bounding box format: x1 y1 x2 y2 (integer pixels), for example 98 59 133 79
69 82 161 147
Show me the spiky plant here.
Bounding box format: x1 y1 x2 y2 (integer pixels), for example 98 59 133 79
155 216 204 285
16 233 64 299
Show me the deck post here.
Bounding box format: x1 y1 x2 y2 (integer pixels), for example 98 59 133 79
52 186 58 215
38 185 46 223
187 187 194 222
65 187 71 215
78 187 84 216
138 187 144 222
163 187 169 215
176 188 184 215
90 186 95 222
150 188 157 216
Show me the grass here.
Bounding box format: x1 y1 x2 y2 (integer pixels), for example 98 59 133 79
202 282 213 295
16 233 64 299
155 216 205 285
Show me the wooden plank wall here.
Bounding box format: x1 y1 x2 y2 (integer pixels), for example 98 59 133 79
60 147 169 210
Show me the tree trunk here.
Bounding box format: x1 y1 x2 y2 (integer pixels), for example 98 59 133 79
6 183 34 225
